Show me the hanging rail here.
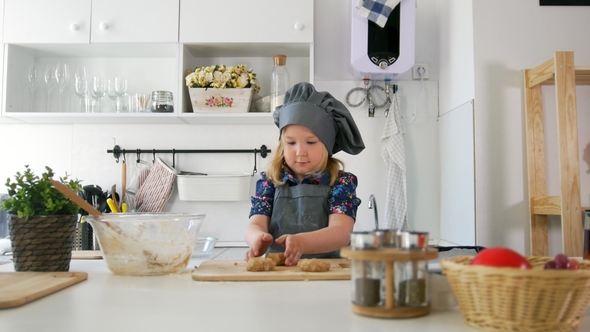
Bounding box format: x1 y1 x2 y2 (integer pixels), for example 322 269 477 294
107 145 271 176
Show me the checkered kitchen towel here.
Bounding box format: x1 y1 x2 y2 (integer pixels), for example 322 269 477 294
356 0 401 28
381 92 407 229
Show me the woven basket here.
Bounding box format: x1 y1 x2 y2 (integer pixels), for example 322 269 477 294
441 256 590 332
9 214 78 272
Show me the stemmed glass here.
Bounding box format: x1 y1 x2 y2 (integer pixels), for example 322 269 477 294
107 79 119 112
114 77 128 112
90 77 106 113
55 63 70 112
27 64 41 112
44 65 56 112
73 65 88 112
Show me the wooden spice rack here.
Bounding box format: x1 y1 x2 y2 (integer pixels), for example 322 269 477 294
340 246 438 318
523 51 590 257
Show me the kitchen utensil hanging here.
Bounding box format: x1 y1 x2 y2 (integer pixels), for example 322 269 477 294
134 158 177 213
107 144 271 176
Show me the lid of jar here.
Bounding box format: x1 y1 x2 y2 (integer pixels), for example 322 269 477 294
273 54 287 66
350 231 381 250
398 231 429 250
151 91 173 98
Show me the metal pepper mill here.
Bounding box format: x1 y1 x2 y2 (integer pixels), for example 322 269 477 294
341 230 438 318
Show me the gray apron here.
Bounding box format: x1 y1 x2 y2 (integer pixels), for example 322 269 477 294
266 183 340 258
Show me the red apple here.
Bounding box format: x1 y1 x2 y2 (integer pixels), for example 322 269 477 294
470 247 531 269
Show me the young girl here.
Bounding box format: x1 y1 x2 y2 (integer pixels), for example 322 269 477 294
244 82 365 266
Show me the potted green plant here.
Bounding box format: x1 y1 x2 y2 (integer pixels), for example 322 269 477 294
1 165 82 272
185 64 260 113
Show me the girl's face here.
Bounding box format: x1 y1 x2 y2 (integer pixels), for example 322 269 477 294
282 124 327 182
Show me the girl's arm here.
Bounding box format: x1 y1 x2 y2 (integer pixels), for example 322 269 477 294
244 214 273 260
275 214 354 266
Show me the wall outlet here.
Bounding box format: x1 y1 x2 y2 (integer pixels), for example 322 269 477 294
413 63 429 80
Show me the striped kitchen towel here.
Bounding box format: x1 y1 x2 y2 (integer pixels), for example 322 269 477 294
356 0 401 28
135 157 178 212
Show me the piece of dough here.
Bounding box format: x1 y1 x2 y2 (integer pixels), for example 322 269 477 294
246 257 276 272
266 252 286 266
297 258 331 272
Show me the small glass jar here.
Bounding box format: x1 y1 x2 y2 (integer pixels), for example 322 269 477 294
149 91 174 113
395 231 429 307
350 231 384 307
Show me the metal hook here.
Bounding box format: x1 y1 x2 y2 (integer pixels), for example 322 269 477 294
113 145 121 163
152 149 156 163
122 151 126 163
252 149 258 176
172 149 176 168
136 149 141 164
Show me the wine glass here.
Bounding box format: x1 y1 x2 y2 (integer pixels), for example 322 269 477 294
90 77 106 113
27 64 41 111
106 79 119 112
55 63 70 112
114 77 128 112
73 65 88 112
44 65 56 112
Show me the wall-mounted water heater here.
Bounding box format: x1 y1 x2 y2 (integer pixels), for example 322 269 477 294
350 0 416 80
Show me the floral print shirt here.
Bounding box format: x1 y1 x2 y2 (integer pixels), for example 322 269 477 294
249 170 362 220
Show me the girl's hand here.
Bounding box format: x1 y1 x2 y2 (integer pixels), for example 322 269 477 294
275 234 304 266
245 233 273 261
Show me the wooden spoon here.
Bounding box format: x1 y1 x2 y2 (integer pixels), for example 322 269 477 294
50 179 102 216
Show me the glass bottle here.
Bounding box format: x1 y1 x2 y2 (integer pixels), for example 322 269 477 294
395 231 429 307
350 231 384 307
270 54 290 112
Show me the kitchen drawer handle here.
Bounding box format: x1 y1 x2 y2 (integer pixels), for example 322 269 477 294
99 22 109 30
69 23 79 31
294 22 304 30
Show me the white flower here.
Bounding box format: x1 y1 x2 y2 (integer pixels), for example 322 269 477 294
204 71 214 83
236 73 250 88
186 64 260 94
185 72 196 86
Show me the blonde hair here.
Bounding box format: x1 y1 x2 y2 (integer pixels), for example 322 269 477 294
265 137 345 186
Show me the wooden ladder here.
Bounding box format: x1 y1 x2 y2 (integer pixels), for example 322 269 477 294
523 51 590 257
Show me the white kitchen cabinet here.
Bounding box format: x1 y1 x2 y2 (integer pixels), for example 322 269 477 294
91 0 179 43
3 0 92 44
0 0 314 125
1 0 182 123
0 1 21 124
178 0 314 124
3 0 179 44
179 0 313 43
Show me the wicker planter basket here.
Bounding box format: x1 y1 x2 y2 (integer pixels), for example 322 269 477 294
441 255 590 332
9 214 78 272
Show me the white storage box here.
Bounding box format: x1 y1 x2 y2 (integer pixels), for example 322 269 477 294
177 172 252 201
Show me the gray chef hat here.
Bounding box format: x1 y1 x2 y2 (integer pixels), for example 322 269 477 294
273 82 365 156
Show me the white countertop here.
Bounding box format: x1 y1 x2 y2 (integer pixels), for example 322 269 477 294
1 248 589 332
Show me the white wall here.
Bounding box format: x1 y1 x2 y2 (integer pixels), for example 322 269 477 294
470 0 590 253
437 0 474 115
0 1 443 244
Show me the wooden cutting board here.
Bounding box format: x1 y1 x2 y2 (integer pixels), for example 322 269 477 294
192 259 351 281
0 272 88 309
71 250 103 260
9 251 103 260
